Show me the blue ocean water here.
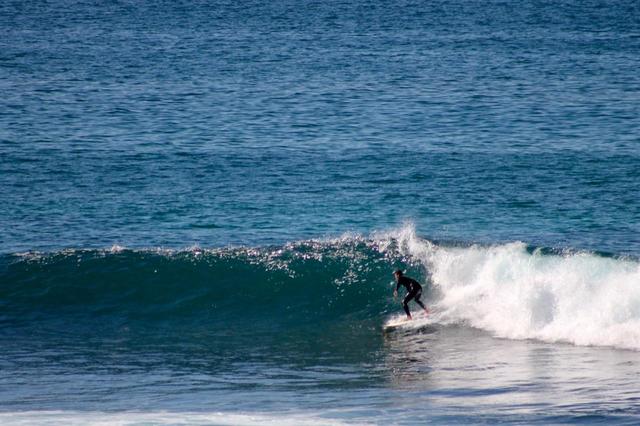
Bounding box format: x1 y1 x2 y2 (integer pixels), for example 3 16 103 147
1 0 640 424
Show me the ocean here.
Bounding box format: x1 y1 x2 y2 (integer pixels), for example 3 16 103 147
1 0 640 424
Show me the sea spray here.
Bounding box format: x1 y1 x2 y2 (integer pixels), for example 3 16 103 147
387 226 640 350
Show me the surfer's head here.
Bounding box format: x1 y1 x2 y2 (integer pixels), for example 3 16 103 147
393 269 403 279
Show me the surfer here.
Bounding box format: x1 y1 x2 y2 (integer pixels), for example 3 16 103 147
393 270 429 320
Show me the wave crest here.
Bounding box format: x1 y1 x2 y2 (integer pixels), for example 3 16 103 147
2 225 640 350
389 228 640 350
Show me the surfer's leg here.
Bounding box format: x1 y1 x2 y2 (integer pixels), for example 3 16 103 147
414 290 429 314
403 292 415 319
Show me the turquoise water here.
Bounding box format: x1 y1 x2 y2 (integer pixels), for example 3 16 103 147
1 0 640 424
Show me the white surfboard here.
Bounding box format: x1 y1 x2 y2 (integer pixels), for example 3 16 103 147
383 311 432 332
382 318 410 332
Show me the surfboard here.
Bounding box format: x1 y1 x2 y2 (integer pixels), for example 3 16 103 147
383 311 431 332
383 324 402 332
383 317 411 332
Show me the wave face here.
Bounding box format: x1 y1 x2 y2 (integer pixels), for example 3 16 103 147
2 226 640 350
0 239 403 334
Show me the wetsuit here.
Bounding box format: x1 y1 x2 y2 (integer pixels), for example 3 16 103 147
396 275 427 317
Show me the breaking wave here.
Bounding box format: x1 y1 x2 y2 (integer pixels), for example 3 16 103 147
1 225 639 349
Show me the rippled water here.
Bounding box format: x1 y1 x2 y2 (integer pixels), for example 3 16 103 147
2 0 639 254
2 0 640 424
4 324 640 424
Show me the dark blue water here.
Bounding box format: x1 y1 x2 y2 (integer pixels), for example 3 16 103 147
1 0 640 424
2 0 639 254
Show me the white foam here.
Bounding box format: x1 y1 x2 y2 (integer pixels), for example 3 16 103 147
383 310 435 331
379 225 640 350
0 410 373 426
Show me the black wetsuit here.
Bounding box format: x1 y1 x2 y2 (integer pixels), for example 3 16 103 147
396 276 427 316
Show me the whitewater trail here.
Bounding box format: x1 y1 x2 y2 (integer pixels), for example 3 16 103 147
378 225 640 350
